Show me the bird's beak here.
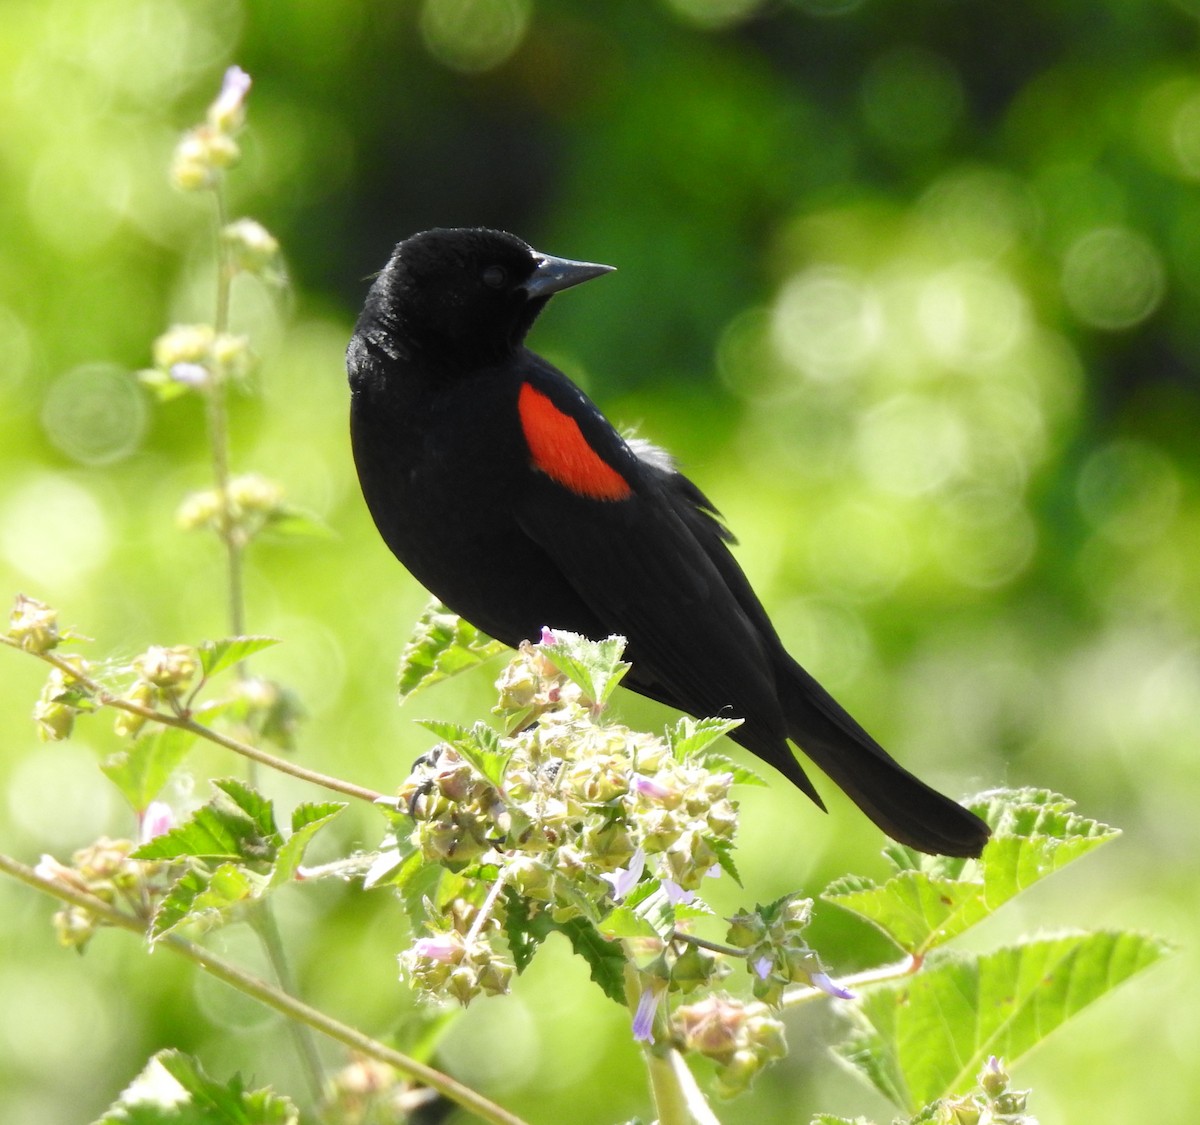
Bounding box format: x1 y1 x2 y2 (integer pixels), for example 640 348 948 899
523 252 615 298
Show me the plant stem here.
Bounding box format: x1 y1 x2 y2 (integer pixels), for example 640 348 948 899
3 639 385 805
0 852 531 1125
624 965 721 1125
251 904 327 1105
780 955 921 1009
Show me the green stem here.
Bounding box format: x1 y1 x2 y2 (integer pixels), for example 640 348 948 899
2 638 384 805
624 965 720 1125
0 853 532 1125
251 904 327 1106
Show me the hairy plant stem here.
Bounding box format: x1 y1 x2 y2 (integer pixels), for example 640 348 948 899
3 638 384 804
624 964 721 1125
0 853 531 1125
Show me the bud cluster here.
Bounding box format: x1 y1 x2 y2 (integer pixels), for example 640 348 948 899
727 893 848 1006
395 635 742 1006
35 838 171 951
8 594 60 654
934 1057 1037 1124
176 473 287 545
33 655 92 742
670 993 787 1099
142 323 254 397
398 929 514 1006
401 640 738 925
170 66 251 191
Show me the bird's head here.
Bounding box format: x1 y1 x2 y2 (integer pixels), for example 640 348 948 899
361 227 614 370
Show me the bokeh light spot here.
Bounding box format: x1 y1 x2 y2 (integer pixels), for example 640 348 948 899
41 363 147 465
933 490 1036 588
1061 227 1165 330
7 743 117 848
663 0 763 28
419 0 532 73
0 473 111 589
806 501 912 601
855 394 968 496
1170 90 1200 179
917 262 1027 366
771 267 882 382
917 167 1037 258
439 990 539 1092
1077 440 1180 547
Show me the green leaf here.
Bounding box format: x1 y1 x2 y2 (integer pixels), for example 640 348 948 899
514 907 627 1003
503 888 544 974
823 788 1119 956
665 716 744 763
132 779 281 870
149 863 265 941
92 1048 298 1124
539 630 630 705
397 601 507 703
270 802 346 886
416 719 512 788
835 930 1170 1110
197 636 280 679
711 838 742 887
101 726 196 811
263 505 336 541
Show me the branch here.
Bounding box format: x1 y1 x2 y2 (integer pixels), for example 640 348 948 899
0 852 531 1125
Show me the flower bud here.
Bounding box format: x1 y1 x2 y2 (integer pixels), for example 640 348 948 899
133 645 198 691
207 66 252 133
222 218 282 279
34 699 74 741
9 594 59 653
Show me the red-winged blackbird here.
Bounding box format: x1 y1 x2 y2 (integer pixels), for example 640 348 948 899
347 227 990 857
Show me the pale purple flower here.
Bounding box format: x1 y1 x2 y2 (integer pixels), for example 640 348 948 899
632 984 660 1044
632 774 675 802
412 935 461 964
139 801 174 844
752 955 773 981
661 879 695 905
811 971 855 1000
209 66 252 128
539 626 556 645
169 362 210 387
600 847 645 902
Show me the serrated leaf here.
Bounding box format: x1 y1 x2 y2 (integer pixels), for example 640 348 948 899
503 888 544 974
197 636 280 679
133 779 281 870
530 913 627 1003
101 726 196 811
835 930 1170 1111
823 788 1119 955
665 716 744 763
270 802 345 886
150 863 265 940
397 601 507 703
539 630 630 705
416 719 512 788
92 1048 299 1124
696 751 766 787
711 838 742 887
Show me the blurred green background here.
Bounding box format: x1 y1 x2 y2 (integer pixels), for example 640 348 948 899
1 0 1198 1121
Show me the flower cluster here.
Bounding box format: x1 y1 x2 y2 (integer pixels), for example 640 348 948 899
399 636 738 929
398 929 514 1006
170 66 252 191
142 322 254 398
935 1057 1038 1125
32 654 92 742
670 993 787 1099
176 473 287 541
727 892 854 1006
36 837 172 951
8 594 60 655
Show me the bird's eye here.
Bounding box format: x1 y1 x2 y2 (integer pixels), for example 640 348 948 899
481 265 508 289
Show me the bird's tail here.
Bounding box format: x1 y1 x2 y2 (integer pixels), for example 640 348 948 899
777 658 991 858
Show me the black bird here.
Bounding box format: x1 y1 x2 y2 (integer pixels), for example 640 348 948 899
347 227 990 857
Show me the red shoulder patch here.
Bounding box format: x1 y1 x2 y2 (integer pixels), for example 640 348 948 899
518 384 632 502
